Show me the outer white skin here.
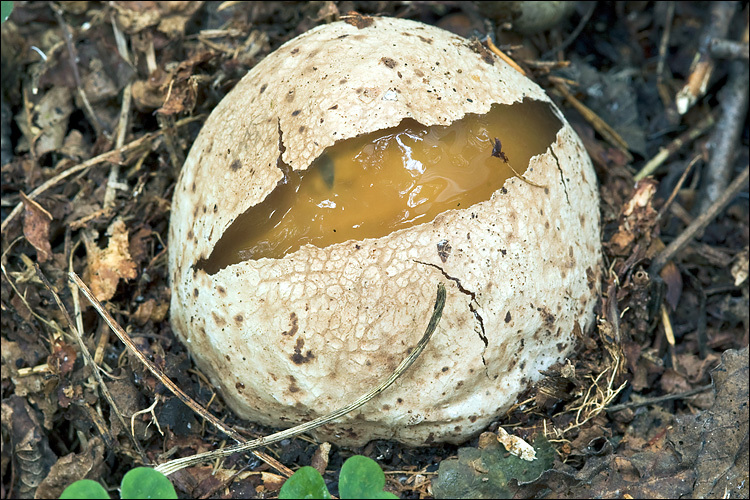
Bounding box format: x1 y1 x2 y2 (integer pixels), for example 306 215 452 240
169 17 602 446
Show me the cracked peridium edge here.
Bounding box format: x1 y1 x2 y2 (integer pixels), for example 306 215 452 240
196 119 292 274
550 149 570 205
415 260 491 378
198 100 563 274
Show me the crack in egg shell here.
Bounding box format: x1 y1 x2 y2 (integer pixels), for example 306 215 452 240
201 99 562 271
170 17 549 269
169 16 602 446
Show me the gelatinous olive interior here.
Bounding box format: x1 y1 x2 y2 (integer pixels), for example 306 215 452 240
202 100 561 273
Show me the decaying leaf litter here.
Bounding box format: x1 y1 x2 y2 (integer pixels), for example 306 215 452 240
1 2 748 499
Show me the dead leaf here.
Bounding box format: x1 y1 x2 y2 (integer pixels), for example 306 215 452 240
10 293 34 322
20 192 53 262
675 352 720 384
1 339 28 380
128 224 154 264
660 368 692 394
0 395 57 498
157 2 204 38
608 230 634 255
58 1 89 15
531 432 694 499
559 58 648 156
132 67 172 111
314 1 340 22
260 472 286 493
669 347 749 499
344 11 374 29
516 348 748 499
606 178 659 258
310 442 331 475
47 340 77 377
59 129 89 161
156 50 215 116
133 298 154 324
16 86 74 158
659 261 683 311
111 2 163 34
83 219 138 301
112 1 204 36
104 371 149 440
57 379 84 409
34 437 106 500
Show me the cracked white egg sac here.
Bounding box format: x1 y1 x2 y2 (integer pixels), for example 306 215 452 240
168 16 602 446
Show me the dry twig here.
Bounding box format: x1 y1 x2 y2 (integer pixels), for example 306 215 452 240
550 76 633 163
606 384 713 412
33 263 144 459
51 3 106 136
710 38 750 59
484 37 526 76
695 56 749 213
103 13 134 209
650 165 749 274
68 271 294 478
675 1 737 114
153 283 447 476
634 113 715 181
655 2 676 110
656 154 702 221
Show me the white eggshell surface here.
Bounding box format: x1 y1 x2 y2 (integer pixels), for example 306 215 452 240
169 16 602 446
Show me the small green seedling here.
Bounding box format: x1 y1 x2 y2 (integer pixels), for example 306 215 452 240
279 455 398 499
1 1 13 23
60 479 109 499
60 467 177 499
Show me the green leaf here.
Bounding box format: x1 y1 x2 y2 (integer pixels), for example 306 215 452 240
279 466 332 499
432 434 555 499
1 1 13 22
60 479 109 499
120 467 177 499
339 456 398 499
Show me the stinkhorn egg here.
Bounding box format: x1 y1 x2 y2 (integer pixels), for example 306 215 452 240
169 16 602 446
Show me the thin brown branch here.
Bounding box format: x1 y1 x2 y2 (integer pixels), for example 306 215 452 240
695 57 749 214
68 271 294 478
153 282 447 476
33 263 146 461
650 165 749 274
656 154 702 222
51 2 106 136
634 112 715 181
675 1 738 114
550 77 633 163
484 37 526 76
606 384 712 412
710 38 750 59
